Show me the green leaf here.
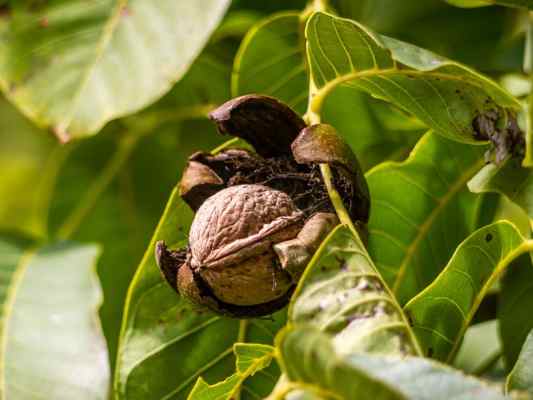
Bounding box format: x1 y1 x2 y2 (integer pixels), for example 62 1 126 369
115 186 286 400
332 1 524 74
306 12 520 144
0 236 109 399
321 86 425 171
47 124 223 373
445 0 533 9
501 76 530 99
277 326 405 399
454 320 501 375
188 343 274 400
0 1 230 140
0 96 58 237
142 35 235 119
232 12 308 114
469 158 533 221
404 221 533 362
45 28 238 371
232 11 424 170
211 10 263 42
277 325 508 400
499 254 533 369
444 0 493 7
366 131 486 304
507 329 533 394
290 224 421 356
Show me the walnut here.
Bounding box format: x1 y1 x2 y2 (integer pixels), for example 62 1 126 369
156 95 369 317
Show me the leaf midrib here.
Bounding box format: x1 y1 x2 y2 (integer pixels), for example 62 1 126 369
162 346 233 400
311 68 520 114
227 347 274 399
58 0 128 135
391 158 485 295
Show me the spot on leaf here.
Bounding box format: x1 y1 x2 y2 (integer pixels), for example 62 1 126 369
472 108 524 163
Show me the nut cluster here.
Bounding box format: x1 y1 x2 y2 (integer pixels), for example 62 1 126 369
156 95 370 317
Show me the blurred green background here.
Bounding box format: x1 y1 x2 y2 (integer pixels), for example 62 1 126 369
0 0 526 377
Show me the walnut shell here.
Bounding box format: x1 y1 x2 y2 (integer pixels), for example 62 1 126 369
188 184 303 305
156 95 370 317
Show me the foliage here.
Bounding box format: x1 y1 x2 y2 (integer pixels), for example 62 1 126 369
1 0 533 399
0 236 109 399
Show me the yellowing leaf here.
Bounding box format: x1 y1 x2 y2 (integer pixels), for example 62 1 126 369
0 1 230 139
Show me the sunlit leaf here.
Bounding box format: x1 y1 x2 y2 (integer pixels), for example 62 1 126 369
232 11 424 170
0 0 230 139
47 125 222 373
115 187 285 400
188 344 274 400
0 236 109 399
290 225 421 356
45 27 238 372
143 36 235 118
366 132 486 304
469 157 533 220
277 326 405 399
404 221 533 362
306 12 520 145
277 325 508 400
321 86 425 171
454 320 501 375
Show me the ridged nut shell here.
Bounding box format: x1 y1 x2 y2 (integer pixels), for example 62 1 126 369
189 184 303 269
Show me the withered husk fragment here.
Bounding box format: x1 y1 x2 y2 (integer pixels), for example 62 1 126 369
472 108 525 163
156 95 370 317
291 123 370 224
209 94 306 157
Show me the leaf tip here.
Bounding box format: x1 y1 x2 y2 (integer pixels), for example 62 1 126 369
53 124 71 144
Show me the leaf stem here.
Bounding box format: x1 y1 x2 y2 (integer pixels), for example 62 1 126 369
267 379 340 400
319 163 423 356
319 164 357 232
301 0 329 20
303 27 423 356
211 137 241 155
313 0 329 12
237 319 248 343
308 68 521 127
